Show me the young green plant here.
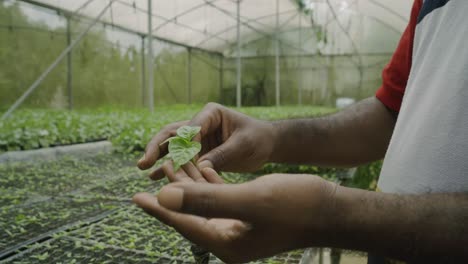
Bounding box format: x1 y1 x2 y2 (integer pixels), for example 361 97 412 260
163 126 202 172
163 125 210 263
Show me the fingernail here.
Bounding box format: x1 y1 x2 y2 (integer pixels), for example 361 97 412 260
132 192 152 206
158 186 184 211
138 154 146 164
197 160 213 170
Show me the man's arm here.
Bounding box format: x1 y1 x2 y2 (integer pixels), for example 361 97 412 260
331 186 468 263
138 97 396 173
134 173 468 263
271 97 397 167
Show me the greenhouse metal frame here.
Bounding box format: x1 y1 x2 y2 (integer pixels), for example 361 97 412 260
1 0 412 119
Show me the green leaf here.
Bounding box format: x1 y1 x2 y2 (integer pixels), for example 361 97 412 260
161 136 178 145
168 137 201 172
176 126 201 140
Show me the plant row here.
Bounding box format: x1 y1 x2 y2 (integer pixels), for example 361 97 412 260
0 105 335 153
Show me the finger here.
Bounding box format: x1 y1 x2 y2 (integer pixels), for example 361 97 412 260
188 103 223 143
157 182 260 221
137 133 169 170
197 136 239 171
161 160 193 183
148 167 165 181
137 121 187 170
201 167 224 184
182 162 206 182
133 193 218 247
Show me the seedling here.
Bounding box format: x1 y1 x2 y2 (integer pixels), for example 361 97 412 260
161 125 210 263
162 126 202 172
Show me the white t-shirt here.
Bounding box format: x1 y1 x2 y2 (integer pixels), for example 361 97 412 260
377 0 468 194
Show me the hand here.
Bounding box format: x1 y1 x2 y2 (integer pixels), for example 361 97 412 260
133 169 338 263
137 103 276 178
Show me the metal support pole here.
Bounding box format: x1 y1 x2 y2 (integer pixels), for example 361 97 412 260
1 1 113 120
147 0 154 112
66 16 73 110
141 36 146 107
219 55 223 103
236 0 242 108
298 15 302 106
275 0 280 107
187 48 192 104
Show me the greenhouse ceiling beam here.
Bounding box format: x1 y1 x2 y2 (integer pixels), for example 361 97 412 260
238 7 402 54
252 0 401 57
236 1 361 52
19 0 222 56
70 0 96 16
277 12 299 31
202 3 311 47
222 52 391 70
296 12 402 47
225 52 394 60
204 2 276 40
316 0 403 36
321 3 403 35
204 0 273 31
195 9 298 48
214 12 316 56
368 0 408 23
203 4 316 56
1 23 143 51
223 64 381 71
115 0 230 46
278 0 363 69
223 35 322 61
2 1 114 120
221 55 390 70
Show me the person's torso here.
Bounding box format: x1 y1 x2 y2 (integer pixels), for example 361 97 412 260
378 0 468 194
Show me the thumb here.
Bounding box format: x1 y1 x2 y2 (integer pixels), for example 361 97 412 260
197 137 239 171
157 182 261 221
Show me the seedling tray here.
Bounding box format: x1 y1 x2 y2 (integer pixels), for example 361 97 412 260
0 153 306 263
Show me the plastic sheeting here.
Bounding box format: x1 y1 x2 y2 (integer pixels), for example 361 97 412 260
28 0 413 55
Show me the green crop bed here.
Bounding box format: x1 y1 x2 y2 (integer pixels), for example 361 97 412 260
0 153 307 263
0 105 336 153
0 106 381 263
0 154 150 255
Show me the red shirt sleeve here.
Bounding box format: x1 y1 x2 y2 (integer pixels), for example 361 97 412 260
375 0 423 112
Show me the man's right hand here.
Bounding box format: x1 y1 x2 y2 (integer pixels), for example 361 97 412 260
137 103 276 178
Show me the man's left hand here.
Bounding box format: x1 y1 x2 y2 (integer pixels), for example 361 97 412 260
133 164 337 263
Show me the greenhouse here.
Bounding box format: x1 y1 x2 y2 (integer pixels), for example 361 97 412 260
0 0 417 263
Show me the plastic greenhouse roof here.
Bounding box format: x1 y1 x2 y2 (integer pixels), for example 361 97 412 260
26 0 413 54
